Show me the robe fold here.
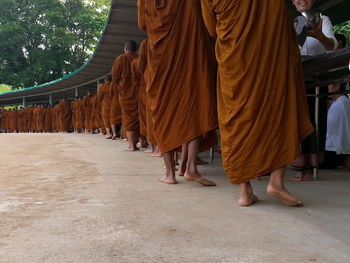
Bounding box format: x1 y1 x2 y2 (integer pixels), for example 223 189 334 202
83 95 93 130
138 39 148 137
71 100 77 129
93 94 103 129
112 52 140 132
138 0 218 153
201 0 313 184
76 99 85 129
109 81 122 126
58 101 71 132
98 82 112 129
44 108 52 132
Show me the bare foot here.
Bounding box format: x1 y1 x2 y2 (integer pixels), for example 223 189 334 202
111 136 117 140
292 171 314 181
124 147 140 152
144 149 153 153
149 152 162 157
178 165 186 177
267 184 303 207
184 173 216 186
105 135 112 139
238 182 258 206
238 194 259 207
158 176 177 185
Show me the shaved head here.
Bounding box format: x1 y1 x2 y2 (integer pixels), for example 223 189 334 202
124 40 138 53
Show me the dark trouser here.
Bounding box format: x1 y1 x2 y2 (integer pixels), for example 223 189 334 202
320 151 347 169
301 88 328 154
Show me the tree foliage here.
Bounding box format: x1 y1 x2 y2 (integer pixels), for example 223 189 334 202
334 21 350 47
0 84 12 93
0 0 110 90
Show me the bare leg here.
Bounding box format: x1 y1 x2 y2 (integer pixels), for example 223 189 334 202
159 151 177 184
144 143 154 153
149 145 162 157
105 128 112 139
238 181 258 206
267 167 303 206
111 124 117 140
183 137 216 186
140 136 148 148
124 131 139 151
178 143 188 176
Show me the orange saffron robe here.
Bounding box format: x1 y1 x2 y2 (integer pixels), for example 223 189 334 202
138 0 218 153
112 52 140 132
98 82 112 128
201 0 313 184
138 39 148 137
109 81 122 126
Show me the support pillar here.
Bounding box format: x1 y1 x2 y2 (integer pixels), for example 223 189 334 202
49 94 53 106
75 87 79 98
22 97 26 108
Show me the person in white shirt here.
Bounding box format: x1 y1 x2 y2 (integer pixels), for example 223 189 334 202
322 83 350 169
291 0 338 180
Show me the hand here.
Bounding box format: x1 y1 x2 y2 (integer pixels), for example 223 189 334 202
307 19 324 41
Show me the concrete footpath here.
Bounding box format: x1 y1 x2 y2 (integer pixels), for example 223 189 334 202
0 133 349 263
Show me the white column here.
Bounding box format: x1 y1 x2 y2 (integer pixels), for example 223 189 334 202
49 94 53 106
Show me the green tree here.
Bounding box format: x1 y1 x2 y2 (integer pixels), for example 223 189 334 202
0 84 12 93
0 0 110 90
334 21 350 47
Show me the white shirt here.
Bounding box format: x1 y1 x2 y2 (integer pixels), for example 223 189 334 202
326 96 350 154
300 15 338 56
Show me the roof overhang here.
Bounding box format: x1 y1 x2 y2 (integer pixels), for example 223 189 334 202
0 0 146 106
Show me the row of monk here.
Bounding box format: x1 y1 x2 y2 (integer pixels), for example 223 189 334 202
0 83 109 135
1 0 328 207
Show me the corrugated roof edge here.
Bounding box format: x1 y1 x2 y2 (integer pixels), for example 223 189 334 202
0 0 115 96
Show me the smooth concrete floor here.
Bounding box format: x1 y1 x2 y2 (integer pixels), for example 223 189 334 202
0 133 349 263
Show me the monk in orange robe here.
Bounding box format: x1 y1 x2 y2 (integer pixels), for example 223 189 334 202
0 107 4 132
38 105 46 132
114 43 139 146
112 41 140 150
71 98 77 133
138 39 161 156
58 98 71 132
109 79 122 140
77 97 85 132
98 78 112 138
138 40 148 141
83 91 93 133
27 106 34 132
138 0 217 185
91 93 104 134
90 95 97 132
44 106 53 132
131 57 148 148
201 0 313 206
